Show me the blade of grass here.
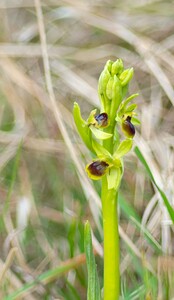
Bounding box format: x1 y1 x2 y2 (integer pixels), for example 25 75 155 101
84 221 101 300
118 193 141 223
134 146 174 224
131 217 162 254
3 141 22 215
5 253 87 300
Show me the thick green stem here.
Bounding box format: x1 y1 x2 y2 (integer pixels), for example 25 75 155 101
102 123 120 300
102 177 119 300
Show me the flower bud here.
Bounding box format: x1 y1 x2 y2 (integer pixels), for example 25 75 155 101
119 68 134 87
122 116 135 138
111 59 124 76
98 60 134 117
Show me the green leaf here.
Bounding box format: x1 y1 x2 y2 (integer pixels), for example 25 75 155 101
92 140 112 160
114 139 133 159
106 167 122 190
135 146 174 224
84 221 101 300
90 125 112 140
73 102 93 152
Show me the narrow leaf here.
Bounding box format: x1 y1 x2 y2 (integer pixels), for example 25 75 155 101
84 221 101 300
135 146 174 224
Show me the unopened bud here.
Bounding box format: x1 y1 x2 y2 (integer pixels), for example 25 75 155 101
111 59 124 76
119 68 134 87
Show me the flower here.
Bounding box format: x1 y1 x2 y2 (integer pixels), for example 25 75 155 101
122 116 135 138
86 160 110 180
95 113 109 128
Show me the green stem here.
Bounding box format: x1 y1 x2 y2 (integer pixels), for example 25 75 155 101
102 177 119 300
102 123 120 300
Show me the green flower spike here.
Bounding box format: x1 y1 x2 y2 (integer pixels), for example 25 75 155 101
73 59 139 300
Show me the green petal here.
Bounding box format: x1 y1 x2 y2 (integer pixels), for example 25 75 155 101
90 125 112 140
113 139 133 159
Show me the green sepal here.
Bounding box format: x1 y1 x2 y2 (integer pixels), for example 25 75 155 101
113 139 133 159
90 125 112 140
106 167 122 190
92 139 112 161
73 102 93 152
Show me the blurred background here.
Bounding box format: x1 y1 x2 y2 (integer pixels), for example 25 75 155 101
0 0 174 299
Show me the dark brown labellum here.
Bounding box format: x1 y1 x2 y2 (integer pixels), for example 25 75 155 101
122 116 135 137
88 160 109 176
95 113 108 127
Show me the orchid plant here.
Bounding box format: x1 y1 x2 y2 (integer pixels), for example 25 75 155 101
73 59 139 300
